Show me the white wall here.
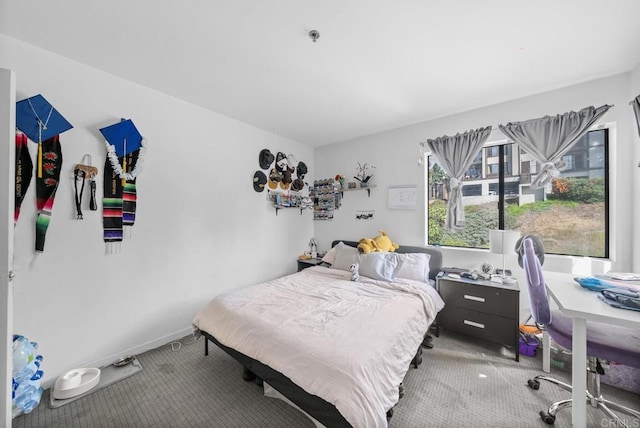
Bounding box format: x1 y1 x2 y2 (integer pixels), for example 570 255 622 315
0 34 314 386
315 73 637 291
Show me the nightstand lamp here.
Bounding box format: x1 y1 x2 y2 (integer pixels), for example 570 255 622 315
489 229 520 284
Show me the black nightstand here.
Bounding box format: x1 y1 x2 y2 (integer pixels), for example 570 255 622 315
297 258 324 272
436 275 520 361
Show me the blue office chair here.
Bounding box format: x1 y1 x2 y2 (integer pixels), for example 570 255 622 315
521 237 640 426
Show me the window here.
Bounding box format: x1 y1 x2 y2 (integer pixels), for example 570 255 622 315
426 128 609 258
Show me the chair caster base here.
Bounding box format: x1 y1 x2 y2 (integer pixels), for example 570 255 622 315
540 410 555 425
528 378 540 390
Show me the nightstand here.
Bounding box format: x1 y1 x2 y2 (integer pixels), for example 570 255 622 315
297 258 324 272
437 275 520 361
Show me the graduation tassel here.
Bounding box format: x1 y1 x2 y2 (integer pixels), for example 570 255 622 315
121 139 127 187
37 123 43 178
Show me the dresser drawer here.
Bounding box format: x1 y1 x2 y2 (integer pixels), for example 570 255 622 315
438 307 517 346
439 281 518 319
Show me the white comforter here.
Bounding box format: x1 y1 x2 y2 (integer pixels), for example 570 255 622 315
193 266 444 428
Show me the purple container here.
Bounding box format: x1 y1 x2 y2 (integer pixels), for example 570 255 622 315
519 335 539 357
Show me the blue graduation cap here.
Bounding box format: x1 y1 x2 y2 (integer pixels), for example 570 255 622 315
16 94 73 142
99 119 143 157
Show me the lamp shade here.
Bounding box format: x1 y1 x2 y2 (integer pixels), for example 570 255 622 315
489 230 521 255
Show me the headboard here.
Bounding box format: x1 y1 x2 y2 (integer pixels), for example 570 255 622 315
331 240 443 281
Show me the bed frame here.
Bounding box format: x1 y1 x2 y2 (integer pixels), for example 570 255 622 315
202 240 443 427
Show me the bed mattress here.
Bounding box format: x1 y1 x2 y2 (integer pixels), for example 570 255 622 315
193 265 444 427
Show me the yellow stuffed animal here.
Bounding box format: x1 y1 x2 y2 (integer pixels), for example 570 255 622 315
357 238 378 254
373 230 399 252
357 230 399 253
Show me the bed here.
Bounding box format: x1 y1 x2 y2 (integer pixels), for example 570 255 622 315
192 240 444 427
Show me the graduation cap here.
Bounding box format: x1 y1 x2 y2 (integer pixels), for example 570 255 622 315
16 94 73 142
16 94 73 178
99 119 143 157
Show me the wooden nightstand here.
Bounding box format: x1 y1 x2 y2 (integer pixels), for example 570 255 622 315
437 275 520 361
297 258 324 272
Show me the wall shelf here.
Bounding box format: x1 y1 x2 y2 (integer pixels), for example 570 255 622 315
273 205 307 216
338 184 377 197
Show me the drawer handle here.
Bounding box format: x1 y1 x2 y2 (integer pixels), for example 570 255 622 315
464 320 485 329
464 294 485 303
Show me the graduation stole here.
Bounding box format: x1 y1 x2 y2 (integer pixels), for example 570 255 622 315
35 135 63 252
14 132 33 224
103 148 140 252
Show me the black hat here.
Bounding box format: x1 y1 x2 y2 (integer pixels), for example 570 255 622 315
297 161 308 178
281 170 293 184
253 171 267 192
292 178 305 191
259 149 275 170
275 152 288 172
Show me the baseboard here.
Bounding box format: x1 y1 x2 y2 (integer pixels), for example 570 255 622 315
41 326 194 390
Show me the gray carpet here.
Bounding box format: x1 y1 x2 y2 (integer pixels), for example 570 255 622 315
12 331 640 427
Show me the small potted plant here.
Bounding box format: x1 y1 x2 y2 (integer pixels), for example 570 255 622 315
335 174 345 189
354 163 375 188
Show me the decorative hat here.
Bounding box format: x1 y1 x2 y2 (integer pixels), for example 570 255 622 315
267 168 281 189
16 94 73 142
253 171 267 192
297 161 308 178
292 178 305 191
99 119 143 156
287 154 299 169
269 168 282 182
282 170 293 184
275 152 288 172
279 181 291 190
259 149 275 170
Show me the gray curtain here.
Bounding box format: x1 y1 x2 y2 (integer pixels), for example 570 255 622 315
632 95 640 139
498 105 611 189
426 126 492 231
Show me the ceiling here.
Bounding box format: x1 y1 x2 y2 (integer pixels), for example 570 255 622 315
2 1 640 147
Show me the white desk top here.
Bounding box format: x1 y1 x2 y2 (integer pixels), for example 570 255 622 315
543 271 640 328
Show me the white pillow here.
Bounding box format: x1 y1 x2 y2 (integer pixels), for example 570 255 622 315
357 252 403 282
321 247 336 265
332 242 360 271
396 253 431 283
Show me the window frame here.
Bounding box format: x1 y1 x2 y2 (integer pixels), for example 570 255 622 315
423 123 614 260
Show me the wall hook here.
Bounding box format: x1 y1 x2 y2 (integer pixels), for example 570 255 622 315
308 30 320 43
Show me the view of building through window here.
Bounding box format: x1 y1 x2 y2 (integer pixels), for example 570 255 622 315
427 129 609 258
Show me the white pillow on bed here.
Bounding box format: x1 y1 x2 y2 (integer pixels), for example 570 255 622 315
395 253 431 283
322 246 336 265
331 242 360 271
357 252 403 282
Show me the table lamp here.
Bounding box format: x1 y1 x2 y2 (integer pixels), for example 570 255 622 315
489 229 520 284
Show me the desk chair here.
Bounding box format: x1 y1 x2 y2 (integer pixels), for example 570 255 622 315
521 237 640 426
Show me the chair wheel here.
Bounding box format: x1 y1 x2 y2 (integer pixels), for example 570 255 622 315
528 379 540 390
540 410 555 425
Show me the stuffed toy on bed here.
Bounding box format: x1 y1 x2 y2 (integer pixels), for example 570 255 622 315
357 230 399 253
350 263 360 281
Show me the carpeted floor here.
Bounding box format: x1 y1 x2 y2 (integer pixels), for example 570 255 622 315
12 330 640 427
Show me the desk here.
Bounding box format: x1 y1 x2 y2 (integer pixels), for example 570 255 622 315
543 272 640 428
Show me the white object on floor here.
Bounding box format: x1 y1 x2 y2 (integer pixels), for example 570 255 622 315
49 356 143 408
52 368 101 400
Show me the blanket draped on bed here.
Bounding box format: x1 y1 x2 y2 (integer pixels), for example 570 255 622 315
193 266 444 428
